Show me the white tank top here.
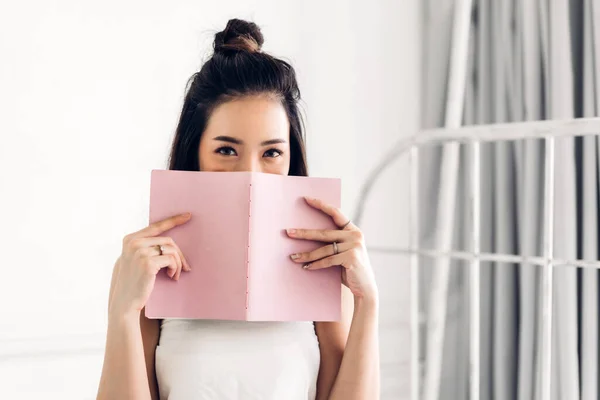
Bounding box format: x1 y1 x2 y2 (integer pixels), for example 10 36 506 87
155 318 321 400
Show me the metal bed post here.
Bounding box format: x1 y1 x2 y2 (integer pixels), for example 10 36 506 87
540 136 555 400
469 140 481 400
409 145 420 400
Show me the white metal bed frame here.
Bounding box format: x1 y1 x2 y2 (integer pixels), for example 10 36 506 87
351 0 600 397
365 117 600 400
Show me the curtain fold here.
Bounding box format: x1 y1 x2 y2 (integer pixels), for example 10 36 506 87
474 1 495 398
518 1 544 397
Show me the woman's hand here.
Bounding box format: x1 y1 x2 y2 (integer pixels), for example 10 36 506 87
108 213 192 320
286 197 378 302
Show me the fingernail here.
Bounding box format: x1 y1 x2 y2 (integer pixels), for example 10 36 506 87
303 264 311 269
182 212 192 218
286 229 296 235
290 253 300 260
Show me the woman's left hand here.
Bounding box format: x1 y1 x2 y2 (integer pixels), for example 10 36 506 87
286 197 378 302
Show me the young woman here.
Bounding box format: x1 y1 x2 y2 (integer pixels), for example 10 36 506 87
97 18 380 400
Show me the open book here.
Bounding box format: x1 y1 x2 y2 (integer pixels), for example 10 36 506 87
145 170 342 321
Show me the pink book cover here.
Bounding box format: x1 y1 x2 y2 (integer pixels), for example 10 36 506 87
145 169 342 321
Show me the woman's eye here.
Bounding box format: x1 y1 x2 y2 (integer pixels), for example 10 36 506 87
264 148 283 158
216 147 237 156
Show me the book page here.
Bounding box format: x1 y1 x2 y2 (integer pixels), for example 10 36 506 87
248 173 342 321
146 170 252 320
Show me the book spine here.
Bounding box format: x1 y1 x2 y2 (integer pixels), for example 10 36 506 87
246 181 252 317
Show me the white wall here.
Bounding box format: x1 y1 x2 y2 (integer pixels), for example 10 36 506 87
0 1 420 398
296 1 420 398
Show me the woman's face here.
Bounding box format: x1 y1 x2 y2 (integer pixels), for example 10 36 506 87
198 95 291 175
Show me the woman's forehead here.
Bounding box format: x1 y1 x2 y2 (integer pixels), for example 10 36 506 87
205 96 290 142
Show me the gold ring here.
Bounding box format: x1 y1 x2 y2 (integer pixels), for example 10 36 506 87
157 245 164 256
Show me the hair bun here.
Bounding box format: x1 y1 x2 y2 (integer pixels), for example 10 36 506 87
214 19 264 54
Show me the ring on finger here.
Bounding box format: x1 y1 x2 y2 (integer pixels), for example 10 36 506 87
332 241 339 255
156 244 164 256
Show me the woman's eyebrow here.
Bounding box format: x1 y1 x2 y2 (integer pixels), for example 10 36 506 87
261 138 287 145
213 135 242 144
213 136 287 146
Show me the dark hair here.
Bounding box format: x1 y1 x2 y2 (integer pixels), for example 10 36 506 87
168 18 308 176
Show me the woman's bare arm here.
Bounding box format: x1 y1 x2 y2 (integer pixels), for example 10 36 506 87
315 287 380 400
315 286 353 399
96 313 152 400
327 296 379 399
96 262 160 400
97 213 191 400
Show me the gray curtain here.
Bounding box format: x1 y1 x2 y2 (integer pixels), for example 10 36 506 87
420 0 600 399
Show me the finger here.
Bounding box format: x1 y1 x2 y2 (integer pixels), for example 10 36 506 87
290 242 353 263
151 255 180 280
286 228 351 242
173 255 182 280
134 237 191 272
179 248 191 272
303 197 351 229
127 213 192 242
302 252 348 270
149 245 184 278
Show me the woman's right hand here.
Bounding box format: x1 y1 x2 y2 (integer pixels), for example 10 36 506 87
108 212 192 320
